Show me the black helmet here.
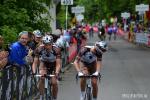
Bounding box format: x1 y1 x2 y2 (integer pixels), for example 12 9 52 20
80 51 96 66
95 41 107 52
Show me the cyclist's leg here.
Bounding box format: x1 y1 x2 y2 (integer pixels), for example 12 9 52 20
80 67 88 100
80 78 86 100
92 77 98 100
48 65 58 100
38 62 46 95
51 75 58 99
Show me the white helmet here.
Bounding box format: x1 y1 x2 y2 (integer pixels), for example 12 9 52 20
42 35 53 44
95 41 107 52
33 30 42 37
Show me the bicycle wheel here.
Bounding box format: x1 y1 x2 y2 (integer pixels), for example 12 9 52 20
45 79 53 100
85 87 92 100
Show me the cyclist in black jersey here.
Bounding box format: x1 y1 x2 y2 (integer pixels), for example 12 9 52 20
32 35 61 100
74 41 107 100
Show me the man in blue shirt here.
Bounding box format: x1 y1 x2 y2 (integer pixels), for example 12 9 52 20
9 31 29 66
7 31 29 100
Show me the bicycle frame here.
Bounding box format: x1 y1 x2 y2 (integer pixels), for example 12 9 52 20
35 74 55 100
85 77 92 100
77 74 101 100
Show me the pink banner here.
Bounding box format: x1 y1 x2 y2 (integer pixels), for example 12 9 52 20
68 43 77 62
117 28 125 36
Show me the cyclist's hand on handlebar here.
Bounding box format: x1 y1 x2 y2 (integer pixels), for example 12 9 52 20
92 71 99 76
78 71 84 76
55 72 59 79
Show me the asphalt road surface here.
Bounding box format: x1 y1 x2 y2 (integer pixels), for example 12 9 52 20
58 34 150 100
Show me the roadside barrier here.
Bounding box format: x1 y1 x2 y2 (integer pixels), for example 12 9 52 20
135 32 150 47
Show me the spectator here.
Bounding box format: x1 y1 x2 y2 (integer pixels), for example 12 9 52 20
89 26 94 38
2 31 29 100
8 31 29 66
0 35 8 69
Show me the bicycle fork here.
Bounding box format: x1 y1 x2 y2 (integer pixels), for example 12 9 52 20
85 78 93 100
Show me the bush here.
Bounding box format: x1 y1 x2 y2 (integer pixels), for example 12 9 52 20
0 25 18 45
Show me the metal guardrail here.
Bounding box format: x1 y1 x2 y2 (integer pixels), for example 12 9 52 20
0 44 76 99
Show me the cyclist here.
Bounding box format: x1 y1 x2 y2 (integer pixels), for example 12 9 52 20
74 41 107 100
28 29 42 50
26 30 42 65
98 26 106 41
32 35 61 100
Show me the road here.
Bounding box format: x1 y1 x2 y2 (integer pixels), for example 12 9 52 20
58 34 150 100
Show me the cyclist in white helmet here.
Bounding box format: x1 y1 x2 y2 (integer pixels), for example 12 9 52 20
32 35 61 100
74 41 107 100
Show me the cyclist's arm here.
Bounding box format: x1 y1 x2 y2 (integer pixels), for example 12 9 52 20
32 57 38 74
32 47 40 74
54 46 62 74
73 57 81 72
96 60 101 72
55 58 61 74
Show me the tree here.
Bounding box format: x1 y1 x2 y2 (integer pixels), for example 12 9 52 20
0 0 53 44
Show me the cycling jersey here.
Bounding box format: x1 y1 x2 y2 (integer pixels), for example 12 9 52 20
8 42 28 66
34 45 61 66
75 46 102 74
76 46 102 64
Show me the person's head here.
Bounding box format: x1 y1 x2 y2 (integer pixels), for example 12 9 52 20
18 31 29 46
42 35 53 50
51 29 62 42
28 32 35 41
95 41 107 53
33 30 42 43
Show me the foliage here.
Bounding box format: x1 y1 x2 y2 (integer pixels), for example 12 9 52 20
0 25 18 45
0 0 53 44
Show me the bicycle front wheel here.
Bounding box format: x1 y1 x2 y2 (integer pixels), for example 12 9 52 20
45 80 53 100
85 87 92 100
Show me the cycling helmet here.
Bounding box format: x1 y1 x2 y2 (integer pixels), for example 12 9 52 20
80 51 96 66
33 30 42 37
42 35 53 44
55 37 66 48
95 41 107 52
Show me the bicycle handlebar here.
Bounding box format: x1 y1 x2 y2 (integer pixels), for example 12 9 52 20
34 74 55 78
78 74 101 78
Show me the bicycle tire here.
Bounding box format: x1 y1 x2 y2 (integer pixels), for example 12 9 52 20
45 80 53 100
85 87 92 100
